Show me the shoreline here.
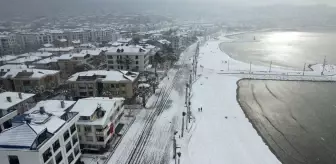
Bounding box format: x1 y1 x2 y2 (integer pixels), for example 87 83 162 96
235 79 284 164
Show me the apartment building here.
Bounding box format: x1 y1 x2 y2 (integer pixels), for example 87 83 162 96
0 92 35 133
0 68 61 93
105 46 150 72
67 70 139 99
0 33 18 56
71 97 125 151
0 100 80 164
57 53 92 79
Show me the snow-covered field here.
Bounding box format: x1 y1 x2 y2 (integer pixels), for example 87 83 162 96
177 35 336 164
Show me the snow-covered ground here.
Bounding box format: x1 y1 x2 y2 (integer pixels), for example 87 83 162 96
103 33 336 164
176 34 336 164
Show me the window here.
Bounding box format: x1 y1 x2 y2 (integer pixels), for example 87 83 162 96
111 84 115 88
72 135 78 145
136 61 139 64
121 66 123 69
66 141 72 153
67 153 74 164
74 145 80 157
115 84 119 88
70 124 76 134
97 136 104 142
52 140 60 152
63 130 70 141
42 148 52 162
84 126 91 132
86 136 93 142
135 55 138 59
8 155 19 164
79 92 86 96
121 84 126 87
109 66 114 69
108 60 114 64
55 152 62 164
127 66 130 69
108 56 113 59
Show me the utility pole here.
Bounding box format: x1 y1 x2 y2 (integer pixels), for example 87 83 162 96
177 152 181 164
185 83 188 106
303 63 306 76
181 112 186 137
269 61 272 73
322 56 326 75
249 62 252 73
173 131 178 160
228 59 230 71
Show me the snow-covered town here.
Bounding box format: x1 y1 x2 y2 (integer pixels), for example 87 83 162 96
2 1 336 164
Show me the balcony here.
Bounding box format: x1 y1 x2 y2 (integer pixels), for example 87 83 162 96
0 109 17 123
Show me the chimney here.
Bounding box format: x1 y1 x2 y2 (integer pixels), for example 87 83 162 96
39 106 46 114
6 96 12 102
61 100 65 108
18 92 22 99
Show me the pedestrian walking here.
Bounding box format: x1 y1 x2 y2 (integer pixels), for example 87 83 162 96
201 107 203 112
198 108 200 112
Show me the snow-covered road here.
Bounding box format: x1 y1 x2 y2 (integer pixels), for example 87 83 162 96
107 44 197 164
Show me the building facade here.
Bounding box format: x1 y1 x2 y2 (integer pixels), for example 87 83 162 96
0 92 35 133
0 69 61 93
0 100 80 164
106 46 150 72
67 70 139 99
71 97 125 151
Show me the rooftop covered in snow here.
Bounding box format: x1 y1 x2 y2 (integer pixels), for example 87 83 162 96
105 46 148 55
0 55 17 62
0 68 59 79
38 46 74 52
18 52 53 58
67 70 139 82
0 92 35 110
71 97 124 125
7 56 42 64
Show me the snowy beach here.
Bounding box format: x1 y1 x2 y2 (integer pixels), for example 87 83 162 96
177 34 336 164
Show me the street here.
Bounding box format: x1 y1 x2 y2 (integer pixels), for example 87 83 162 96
107 43 197 164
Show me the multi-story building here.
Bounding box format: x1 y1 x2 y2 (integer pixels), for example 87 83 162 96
71 97 125 151
0 100 80 164
170 35 183 51
66 29 90 44
0 68 61 92
0 92 35 133
57 53 92 79
0 33 18 56
67 70 139 99
105 46 150 72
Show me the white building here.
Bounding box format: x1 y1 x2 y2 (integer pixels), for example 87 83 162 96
0 92 35 133
67 70 139 99
0 33 18 56
71 97 125 151
105 46 150 72
0 100 81 164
